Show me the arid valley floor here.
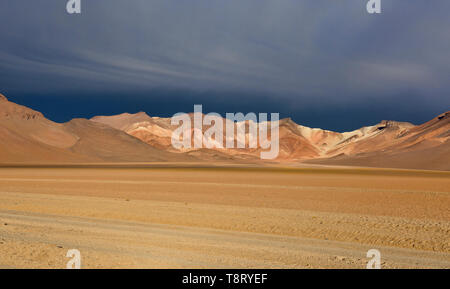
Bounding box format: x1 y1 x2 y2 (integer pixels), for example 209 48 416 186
0 165 449 269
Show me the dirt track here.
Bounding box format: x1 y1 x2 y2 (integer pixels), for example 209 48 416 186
0 167 449 268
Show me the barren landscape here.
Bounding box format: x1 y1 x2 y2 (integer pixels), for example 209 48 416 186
2 0 450 272
1 166 449 268
1 93 449 268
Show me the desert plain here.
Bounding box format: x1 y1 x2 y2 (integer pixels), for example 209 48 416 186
0 164 449 269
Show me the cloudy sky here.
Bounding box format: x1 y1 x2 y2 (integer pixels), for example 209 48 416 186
0 0 449 131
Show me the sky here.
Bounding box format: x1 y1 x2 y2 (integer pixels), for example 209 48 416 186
0 0 449 132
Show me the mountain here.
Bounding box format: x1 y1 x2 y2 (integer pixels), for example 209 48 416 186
91 113 321 160
307 112 450 170
0 93 85 163
91 108 450 170
1 93 448 169
91 112 175 151
0 94 192 163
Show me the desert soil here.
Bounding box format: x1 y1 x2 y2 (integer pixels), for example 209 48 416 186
0 166 449 269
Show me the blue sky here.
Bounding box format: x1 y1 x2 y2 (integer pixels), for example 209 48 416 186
0 0 449 131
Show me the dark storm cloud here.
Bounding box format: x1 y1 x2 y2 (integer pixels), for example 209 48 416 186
0 0 449 131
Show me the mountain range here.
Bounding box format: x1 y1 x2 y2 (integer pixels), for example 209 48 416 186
1 93 449 170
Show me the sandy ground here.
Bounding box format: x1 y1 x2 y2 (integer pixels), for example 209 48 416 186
0 166 449 269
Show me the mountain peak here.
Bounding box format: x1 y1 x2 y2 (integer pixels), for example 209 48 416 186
90 111 153 131
117 111 149 117
437 111 449 120
0 95 44 120
377 120 414 130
